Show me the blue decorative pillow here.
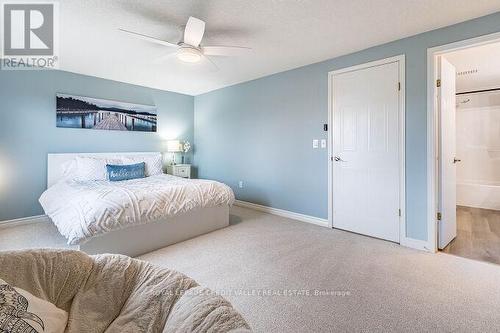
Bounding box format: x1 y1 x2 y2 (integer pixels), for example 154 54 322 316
106 162 145 181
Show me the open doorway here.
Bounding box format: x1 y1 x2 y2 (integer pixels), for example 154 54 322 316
434 39 500 264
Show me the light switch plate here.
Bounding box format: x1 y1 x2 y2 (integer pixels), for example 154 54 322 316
313 139 319 149
321 139 327 148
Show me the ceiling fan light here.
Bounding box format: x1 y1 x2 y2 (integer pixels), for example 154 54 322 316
177 47 202 63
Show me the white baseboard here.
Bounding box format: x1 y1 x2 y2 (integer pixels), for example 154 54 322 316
2 207 430 252
400 237 432 252
235 200 433 252
0 215 50 230
234 200 329 228
457 203 500 211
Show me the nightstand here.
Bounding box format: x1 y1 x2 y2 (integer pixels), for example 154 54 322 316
166 164 191 179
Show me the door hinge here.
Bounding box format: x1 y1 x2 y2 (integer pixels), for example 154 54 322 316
436 79 441 87
398 82 401 91
437 212 442 221
398 209 402 217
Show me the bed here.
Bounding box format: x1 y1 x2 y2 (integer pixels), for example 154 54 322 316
40 152 234 257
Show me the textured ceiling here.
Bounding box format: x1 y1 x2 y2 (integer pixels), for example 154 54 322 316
445 41 500 93
59 0 500 95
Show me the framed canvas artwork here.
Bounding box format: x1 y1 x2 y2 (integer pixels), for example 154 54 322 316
56 94 157 132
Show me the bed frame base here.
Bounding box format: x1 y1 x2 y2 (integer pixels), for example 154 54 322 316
78 205 229 257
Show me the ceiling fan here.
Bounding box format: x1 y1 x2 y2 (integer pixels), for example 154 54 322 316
119 16 251 68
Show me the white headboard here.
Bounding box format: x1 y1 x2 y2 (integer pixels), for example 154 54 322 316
47 152 162 188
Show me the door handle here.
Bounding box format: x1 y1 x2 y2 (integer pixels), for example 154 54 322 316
333 156 346 162
453 158 461 163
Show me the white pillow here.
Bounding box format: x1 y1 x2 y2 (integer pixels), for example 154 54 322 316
122 154 163 177
74 156 121 181
61 158 77 179
0 278 68 333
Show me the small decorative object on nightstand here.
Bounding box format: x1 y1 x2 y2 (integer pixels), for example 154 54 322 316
166 164 191 178
182 141 191 164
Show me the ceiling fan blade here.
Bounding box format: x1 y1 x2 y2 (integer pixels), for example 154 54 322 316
202 46 251 56
153 52 177 64
183 17 205 47
202 54 219 71
119 28 179 48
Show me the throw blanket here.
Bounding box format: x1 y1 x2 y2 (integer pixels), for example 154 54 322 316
0 249 251 333
39 174 235 245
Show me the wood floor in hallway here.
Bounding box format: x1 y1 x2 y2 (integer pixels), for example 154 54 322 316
442 206 500 265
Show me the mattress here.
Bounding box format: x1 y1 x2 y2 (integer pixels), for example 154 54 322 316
39 174 235 245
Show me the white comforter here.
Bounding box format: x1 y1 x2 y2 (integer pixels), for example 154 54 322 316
39 174 235 245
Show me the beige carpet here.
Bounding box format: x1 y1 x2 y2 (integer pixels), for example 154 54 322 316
139 206 500 332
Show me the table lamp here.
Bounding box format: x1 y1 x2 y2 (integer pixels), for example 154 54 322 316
167 140 183 165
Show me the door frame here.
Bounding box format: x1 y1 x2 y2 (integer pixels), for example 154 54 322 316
427 32 500 253
327 55 406 244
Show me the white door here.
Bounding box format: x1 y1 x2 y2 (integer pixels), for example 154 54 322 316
332 61 401 242
438 56 457 249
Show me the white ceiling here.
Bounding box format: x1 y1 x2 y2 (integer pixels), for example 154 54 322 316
59 0 500 96
445 42 500 93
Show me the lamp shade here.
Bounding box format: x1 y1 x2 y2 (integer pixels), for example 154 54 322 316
167 140 183 152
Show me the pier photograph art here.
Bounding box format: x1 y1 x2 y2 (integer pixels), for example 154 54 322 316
56 94 157 132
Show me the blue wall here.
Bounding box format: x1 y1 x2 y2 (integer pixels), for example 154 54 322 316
0 70 194 221
194 12 500 241
2 12 500 240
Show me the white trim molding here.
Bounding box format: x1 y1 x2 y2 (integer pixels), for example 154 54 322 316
234 200 329 228
328 55 410 247
426 31 500 253
400 237 432 252
0 215 50 230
